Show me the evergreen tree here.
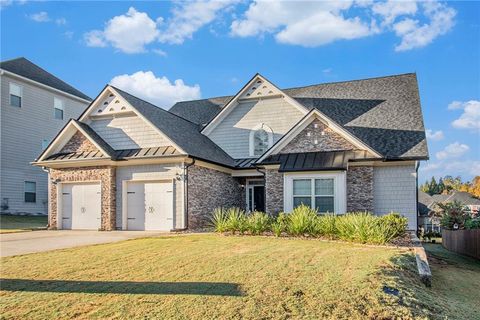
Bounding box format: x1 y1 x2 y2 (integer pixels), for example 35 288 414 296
429 177 438 195
438 177 446 194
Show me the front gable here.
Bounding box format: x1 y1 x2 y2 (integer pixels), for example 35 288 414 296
202 74 308 159
257 110 382 163
79 86 184 152
281 118 356 154
60 131 100 154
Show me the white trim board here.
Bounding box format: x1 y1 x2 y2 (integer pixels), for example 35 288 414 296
257 109 382 163
283 171 346 214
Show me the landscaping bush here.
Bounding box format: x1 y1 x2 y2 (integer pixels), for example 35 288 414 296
246 211 271 235
286 205 318 236
465 217 480 229
211 207 408 245
225 207 248 233
271 212 289 237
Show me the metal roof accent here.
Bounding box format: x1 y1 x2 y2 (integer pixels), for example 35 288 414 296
259 150 369 172
234 158 257 169
45 146 181 162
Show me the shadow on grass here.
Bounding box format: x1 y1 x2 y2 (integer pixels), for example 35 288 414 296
0 279 244 296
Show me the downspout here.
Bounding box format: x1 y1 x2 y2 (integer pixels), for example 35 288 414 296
415 161 420 234
183 158 195 230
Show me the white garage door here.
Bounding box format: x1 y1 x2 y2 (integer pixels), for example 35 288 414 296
126 181 173 231
62 183 101 230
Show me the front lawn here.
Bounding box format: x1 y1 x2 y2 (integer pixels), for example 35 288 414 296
1 234 478 319
0 215 47 234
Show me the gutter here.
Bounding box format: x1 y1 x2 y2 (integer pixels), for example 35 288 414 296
415 161 420 233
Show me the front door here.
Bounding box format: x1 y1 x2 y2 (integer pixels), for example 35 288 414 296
247 181 265 212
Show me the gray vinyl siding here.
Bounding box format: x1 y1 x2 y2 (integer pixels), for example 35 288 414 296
89 115 171 150
115 164 184 230
207 97 304 158
373 164 417 230
0 74 89 214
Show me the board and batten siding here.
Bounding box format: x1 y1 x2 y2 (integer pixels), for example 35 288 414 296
373 164 417 230
89 115 171 150
207 97 304 159
0 74 89 214
115 164 184 230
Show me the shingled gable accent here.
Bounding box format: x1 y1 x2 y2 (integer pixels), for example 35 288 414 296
201 74 309 136
257 109 382 163
78 85 187 155
36 120 114 163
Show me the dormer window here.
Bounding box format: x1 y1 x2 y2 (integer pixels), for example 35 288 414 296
250 123 273 157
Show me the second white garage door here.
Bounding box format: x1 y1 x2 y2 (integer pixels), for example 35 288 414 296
62 183 101 230
126 181 174 231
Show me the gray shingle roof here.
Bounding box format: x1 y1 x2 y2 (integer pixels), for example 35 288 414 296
112 86 235 167
0 57 91 101
169 73 428 160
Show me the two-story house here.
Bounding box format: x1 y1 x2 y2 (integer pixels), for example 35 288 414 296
1 57 91 215
33 73 428 231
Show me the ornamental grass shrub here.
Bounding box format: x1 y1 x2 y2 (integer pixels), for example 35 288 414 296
211 207 407 245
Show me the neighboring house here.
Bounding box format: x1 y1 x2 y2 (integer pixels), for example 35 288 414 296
418 190 480 232
418 191 440 232
0 57 91 215
33 73 428 231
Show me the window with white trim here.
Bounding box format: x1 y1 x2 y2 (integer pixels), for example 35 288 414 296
24 181 36 203
250 123 274 157
54 97 64 120
9 82 22 107
293 178 335 213
284 172 346 214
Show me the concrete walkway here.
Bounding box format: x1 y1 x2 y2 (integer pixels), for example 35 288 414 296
0 230 166 257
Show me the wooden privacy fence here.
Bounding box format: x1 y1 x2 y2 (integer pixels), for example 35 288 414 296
442 229 480 260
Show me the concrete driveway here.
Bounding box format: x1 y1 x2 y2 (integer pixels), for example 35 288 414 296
0 230 167 257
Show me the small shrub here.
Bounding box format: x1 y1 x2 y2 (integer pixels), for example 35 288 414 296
210 207 228 232
271 212 289 237
225 207 248 233
247 211 271 235
435 200 469 230
380 213 408 238
316 214 337 238
465 217 480 229
287 205 319 236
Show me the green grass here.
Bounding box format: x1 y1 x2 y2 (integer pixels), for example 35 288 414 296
0 215 47 233
0 234 479 319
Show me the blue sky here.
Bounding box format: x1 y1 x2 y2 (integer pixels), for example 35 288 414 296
1 0 479 183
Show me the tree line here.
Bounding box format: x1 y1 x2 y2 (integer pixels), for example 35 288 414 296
420 176 480 198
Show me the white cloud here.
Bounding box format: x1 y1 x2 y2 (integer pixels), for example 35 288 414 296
152 49 167 57
436 142 470 160
84 7 159 54
449 100 480 130
64 31 74 39
29 11 50 22
110 71 201 108
55 17 67 25
425 129 444 141
372 0 418 25
158 0 239 44
393 1 456 51
230 1 374 46
231 0 455 51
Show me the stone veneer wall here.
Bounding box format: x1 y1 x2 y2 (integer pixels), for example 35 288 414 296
187 165 245 229
49 166 116 230
346 166 374 212
265 169 283 215
281 119 355 153
60 131 99 153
